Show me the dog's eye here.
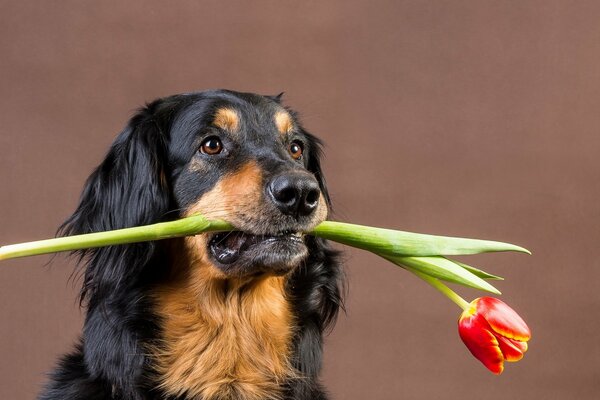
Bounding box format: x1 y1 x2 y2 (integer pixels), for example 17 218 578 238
289 141 303 160
200 137 223 155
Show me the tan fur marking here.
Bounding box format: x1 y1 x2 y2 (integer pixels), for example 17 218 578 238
152 162 299 400
274 111 293 135
213 108 240 132
153 267 295 399
184 162 327 230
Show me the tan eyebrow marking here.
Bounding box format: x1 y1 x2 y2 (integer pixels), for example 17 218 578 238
274 111 293 135
213 108 239 132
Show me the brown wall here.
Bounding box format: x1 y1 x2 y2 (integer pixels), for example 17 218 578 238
1 1 598 399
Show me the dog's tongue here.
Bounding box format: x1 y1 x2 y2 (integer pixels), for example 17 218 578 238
211 232 244 263
224 232 248 251
210 232 261 264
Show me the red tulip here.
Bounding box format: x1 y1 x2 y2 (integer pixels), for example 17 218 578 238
458 297 531 374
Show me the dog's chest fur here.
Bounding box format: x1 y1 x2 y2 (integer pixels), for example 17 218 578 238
152 257 296 400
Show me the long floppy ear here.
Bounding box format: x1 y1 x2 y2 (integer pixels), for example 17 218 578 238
296 129 342 330
56 105 172 398
287 128 345 392
59 105 171 305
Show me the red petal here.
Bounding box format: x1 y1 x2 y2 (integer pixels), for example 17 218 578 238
476 297 531 341
495 335 527 362
459 312 504 374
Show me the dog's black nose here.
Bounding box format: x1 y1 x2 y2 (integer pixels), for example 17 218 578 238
268 173 320 217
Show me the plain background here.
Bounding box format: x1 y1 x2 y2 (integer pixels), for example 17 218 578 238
1 1 598 399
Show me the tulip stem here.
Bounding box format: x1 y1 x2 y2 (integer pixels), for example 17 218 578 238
0 215 233 261
0 215 530 262
409 268 471 311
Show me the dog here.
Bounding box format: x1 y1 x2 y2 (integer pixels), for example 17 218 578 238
39 90 344 400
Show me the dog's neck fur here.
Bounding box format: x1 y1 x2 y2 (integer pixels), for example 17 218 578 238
152 238 296 400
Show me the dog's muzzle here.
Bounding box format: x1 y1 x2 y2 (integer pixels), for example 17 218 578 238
206 172 322 277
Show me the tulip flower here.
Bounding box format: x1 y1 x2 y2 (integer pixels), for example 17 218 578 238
458 297 531 374
408 270 531 374
0 213 531 374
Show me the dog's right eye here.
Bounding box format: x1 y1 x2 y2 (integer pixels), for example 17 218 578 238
200 137 223 155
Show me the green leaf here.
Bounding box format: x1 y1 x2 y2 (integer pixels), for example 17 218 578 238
448 258 504 281
310 221 530 257
385 255 501 294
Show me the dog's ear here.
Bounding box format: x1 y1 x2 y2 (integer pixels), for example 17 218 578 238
266 92 285 103
60 105 171 305
57 103 173 399
301 130 332 208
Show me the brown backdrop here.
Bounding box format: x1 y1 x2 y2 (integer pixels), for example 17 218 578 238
1 1 598 399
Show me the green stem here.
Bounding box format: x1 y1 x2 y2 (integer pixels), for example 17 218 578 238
408 268 471 311
0 215 232 260
0 215 529 264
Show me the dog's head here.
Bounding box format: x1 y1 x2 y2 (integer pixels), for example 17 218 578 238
171 91 330 278
62 90 331 300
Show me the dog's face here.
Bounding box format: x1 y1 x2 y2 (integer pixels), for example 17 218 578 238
164 91 329 277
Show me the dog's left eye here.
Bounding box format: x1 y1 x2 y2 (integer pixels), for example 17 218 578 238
200 137 223 155
289 141 303 160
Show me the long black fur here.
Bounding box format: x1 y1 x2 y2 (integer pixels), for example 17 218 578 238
39 90 344 400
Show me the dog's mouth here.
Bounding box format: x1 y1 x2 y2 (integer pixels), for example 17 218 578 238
208 230 308 275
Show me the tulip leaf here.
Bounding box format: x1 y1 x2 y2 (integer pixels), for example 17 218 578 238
446 258 504 281
386 255 502 294
311 221 530 256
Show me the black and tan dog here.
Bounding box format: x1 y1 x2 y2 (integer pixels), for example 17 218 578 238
40 90 344 400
